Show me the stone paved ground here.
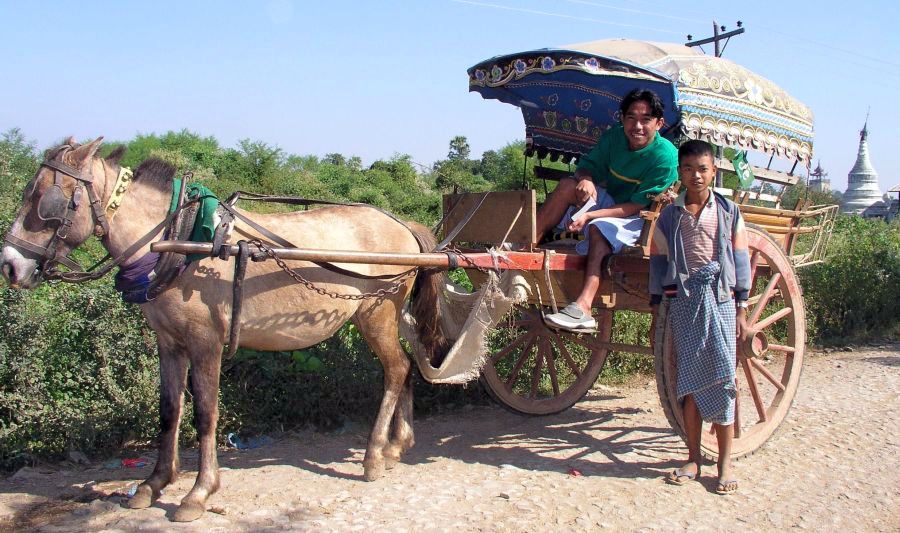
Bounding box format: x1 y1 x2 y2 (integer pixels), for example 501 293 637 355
1 346 897 532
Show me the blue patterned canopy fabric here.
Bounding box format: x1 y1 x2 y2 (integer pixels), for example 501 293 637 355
469 39 814 166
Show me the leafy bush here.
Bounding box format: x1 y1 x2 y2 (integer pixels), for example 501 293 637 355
0 283 160 470
800 215 900 342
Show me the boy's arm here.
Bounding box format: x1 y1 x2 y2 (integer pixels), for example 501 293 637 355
733 211 751 301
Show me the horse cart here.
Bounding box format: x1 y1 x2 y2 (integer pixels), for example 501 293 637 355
158 39 835 460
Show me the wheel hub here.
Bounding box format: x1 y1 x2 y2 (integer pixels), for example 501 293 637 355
740 329 768 360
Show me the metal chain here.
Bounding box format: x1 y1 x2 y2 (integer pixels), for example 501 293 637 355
248 239 417 301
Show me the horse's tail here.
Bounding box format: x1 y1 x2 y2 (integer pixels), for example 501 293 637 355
408 222 452 366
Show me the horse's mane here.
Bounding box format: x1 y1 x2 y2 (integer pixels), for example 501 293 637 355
43 141 173 190
133 158 177 190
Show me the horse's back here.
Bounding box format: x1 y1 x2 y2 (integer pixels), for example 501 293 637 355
248 205 423 255
143 204 427 352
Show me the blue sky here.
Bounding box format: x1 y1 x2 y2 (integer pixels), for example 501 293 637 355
2 0 897 192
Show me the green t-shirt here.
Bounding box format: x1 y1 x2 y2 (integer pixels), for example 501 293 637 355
575 125 678 207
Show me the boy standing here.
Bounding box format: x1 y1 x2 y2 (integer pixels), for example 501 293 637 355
649 140 751 494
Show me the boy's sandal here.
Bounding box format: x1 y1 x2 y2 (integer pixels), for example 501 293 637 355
666 467 699 486
716 479 739 495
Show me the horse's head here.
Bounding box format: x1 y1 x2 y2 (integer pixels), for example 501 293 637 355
1 137 108 288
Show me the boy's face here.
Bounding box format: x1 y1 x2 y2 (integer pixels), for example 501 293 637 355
678 153 717 195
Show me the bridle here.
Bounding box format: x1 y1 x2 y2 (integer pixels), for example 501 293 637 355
4 147 113 279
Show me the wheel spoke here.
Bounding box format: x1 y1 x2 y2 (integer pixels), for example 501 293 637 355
544 338 560 396
491 330 531 363
529 340 545 398
754 306 793 331
767 343 796 355
549 330 582 377
750 358 787 392
741 358 768 422
504 335 537 389
749 272 782 325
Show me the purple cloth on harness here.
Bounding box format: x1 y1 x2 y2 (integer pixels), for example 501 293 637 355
114 252 160 304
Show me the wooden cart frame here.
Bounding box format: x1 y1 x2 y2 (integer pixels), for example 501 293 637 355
436 159 837 459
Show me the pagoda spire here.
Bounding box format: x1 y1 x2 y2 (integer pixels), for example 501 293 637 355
841 112 883 214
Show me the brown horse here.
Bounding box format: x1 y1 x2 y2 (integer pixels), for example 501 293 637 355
0 138 450 522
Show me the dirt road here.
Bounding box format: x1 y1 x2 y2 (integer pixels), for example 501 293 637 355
2 346 898 532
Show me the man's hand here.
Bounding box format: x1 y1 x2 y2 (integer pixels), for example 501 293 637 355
574 177 597 205
567 213 590 232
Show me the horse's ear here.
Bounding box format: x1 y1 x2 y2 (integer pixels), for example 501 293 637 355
64 136 77 146
69 136 104 168
105 145 127 165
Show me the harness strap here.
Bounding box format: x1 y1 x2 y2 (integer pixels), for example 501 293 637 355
434 192 489 251
226 240 250 358
218 202 409 281
3 234 83 271
48 206 182 283
42 160 92 183
228 192 434 253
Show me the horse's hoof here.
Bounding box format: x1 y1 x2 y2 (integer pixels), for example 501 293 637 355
382 445 402 470
363 461 385 481
127 485 155 509
173 501 206 522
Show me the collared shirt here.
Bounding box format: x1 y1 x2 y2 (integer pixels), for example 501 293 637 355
575 125 678 207
674 189 719 273
649 191 751 304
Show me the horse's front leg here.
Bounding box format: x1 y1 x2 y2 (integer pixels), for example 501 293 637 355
129 343 188 509
173 344 223 522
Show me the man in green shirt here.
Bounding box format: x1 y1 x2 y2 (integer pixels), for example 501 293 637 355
541 89 678 331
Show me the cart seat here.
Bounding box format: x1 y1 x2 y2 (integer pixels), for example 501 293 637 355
441 182 677 258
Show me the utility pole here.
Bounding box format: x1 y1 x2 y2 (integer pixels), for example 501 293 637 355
686 21 746 186
686 20 745 58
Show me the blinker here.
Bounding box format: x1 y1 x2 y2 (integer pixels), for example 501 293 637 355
36 185 70 223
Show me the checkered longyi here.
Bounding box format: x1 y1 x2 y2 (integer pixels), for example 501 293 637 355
669 261 736 425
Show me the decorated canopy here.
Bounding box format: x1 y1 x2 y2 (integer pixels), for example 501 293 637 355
469 39 814 166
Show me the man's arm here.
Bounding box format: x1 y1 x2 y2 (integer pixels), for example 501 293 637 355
567 201 643 232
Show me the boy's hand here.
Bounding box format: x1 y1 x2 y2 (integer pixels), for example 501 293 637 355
736 307 752 343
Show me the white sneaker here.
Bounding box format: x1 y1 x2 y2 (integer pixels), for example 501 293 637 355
545 303 597 331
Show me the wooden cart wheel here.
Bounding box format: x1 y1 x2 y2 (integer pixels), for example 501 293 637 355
655 225 805 458
481 304 614 415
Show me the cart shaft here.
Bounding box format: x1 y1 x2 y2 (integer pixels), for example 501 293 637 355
150 241 587 271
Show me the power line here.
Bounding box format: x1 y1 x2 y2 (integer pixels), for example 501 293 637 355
448 0 683 35
561 0 705 24
756 25 900 69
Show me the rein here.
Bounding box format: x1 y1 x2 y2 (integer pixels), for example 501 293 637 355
4 150 114 279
